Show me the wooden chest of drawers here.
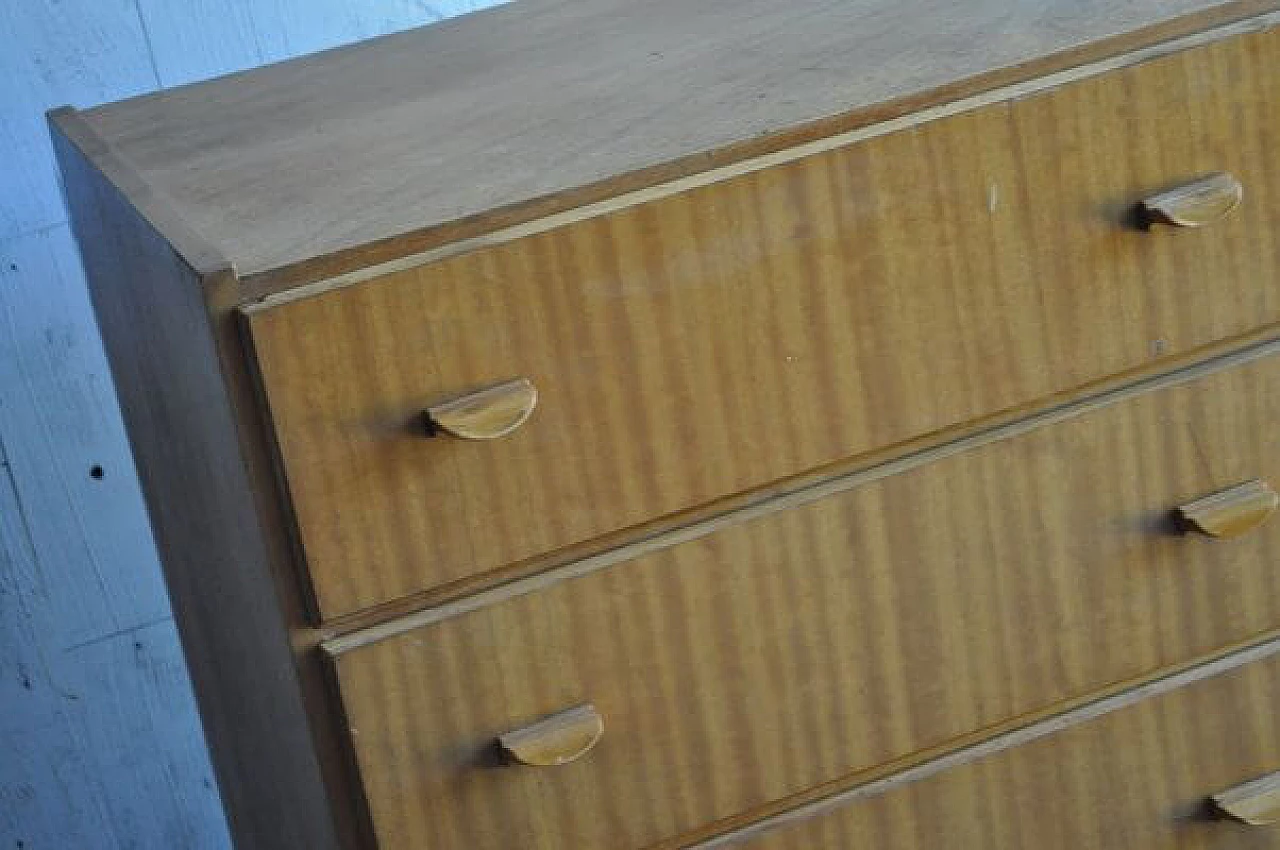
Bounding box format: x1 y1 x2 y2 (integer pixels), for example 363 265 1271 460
51 1 1280 847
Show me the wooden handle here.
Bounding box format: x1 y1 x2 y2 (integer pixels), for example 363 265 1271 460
1139 173 1242 228
498 704 603 767
424 378 537 440
1212 771 1280 826
1178 480 1278 538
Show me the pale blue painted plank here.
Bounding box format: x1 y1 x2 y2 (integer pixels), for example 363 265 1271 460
1 432 227 849
0 0 158 241
0 711 117 849
138 0 502 88
0 227 172 649
56 619 229 849
0 111 64 244
133 0 264 87
0 438 117 849
0 226 229 849
250 0 498 63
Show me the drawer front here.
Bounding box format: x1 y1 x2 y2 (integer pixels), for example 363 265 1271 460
1011 29 1280 394
247 26 1280 620
330 350 1280 850
739 650 1280 850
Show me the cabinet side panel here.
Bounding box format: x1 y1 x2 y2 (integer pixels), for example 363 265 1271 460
49 122 340 849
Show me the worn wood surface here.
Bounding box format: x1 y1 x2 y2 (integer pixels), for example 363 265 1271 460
1212 770 1280 826
425 377 539 441
330 350 1280 850
497 704 605 767
320 335 1280 655
64 0 1279 291
39 5 1280 848
248 24 1280 620
734 649 1280 849
693 634 1280 847
1179 479 1280 537
1 3 496 848
1009 27 1280 391
1140 172 1245 227
51 122 340 848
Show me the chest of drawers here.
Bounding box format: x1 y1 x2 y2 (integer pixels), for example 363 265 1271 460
51 2 1280 847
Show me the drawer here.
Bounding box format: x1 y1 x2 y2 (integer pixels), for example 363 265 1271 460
327 347 1280 850
736 648 1280 850
246 26 1280 620
1010 28 1280 392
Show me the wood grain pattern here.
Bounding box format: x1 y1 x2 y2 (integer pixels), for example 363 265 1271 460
244 95 1024 620
1009 27 1280 394
64 0 1279 291
50 115 339 849
49 6 1280 849
248 24 1280 620
320 334 1280 654
27 5 501 847
734 651 1280 849
330 351 1280 850
695 634 1280 848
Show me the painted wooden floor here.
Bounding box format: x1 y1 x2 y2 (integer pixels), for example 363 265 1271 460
0 2 498 846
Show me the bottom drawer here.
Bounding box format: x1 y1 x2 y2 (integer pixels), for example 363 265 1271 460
735 646 1280 849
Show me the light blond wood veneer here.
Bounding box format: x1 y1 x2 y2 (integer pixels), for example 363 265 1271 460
737 652 1280 849
1212 770 1280 826
329 353 1280 850
425 378 538 441
69 0 1279 291
1179 479 1279 538
1140 172 1245 228
497 704 604 767
246 26 1280 620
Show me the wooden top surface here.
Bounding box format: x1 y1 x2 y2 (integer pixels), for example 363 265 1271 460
57 0 1277 291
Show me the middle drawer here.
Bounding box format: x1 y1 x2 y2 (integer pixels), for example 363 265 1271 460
328 346 1280 850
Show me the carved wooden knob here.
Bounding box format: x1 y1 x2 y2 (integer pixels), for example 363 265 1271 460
497 704 603 767
1139 173 1242 228
1177 480 1278 538
424 378 537 440
1212 770 1280 826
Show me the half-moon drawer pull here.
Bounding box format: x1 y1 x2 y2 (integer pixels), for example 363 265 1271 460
498 704 603 767
1139 172 1243 228
1212 770 1280 826
1178 480 1278 538
425 377 537 440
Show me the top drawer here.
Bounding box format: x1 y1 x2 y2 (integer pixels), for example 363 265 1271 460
245 27 1280 620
